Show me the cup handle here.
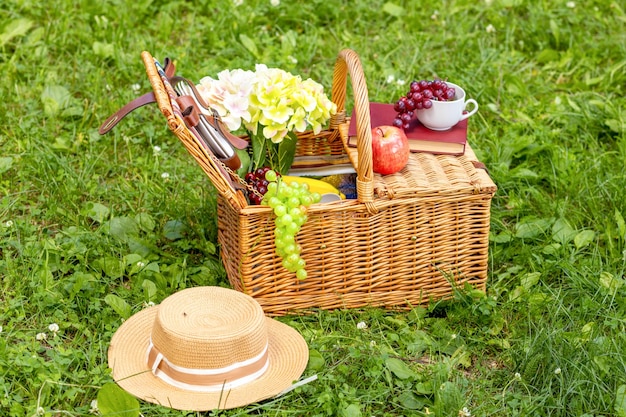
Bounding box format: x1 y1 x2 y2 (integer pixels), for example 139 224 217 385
459 99 478 121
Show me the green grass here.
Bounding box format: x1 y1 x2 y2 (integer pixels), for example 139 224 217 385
1 0 626 416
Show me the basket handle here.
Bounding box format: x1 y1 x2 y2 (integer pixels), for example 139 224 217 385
141 51 246 210
331 49 374 204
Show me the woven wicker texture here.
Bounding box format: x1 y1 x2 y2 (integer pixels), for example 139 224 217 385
142 49 497 316
150 287 267 368
108 287 309 410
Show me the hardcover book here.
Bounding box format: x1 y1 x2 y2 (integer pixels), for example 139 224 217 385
347 102 468 155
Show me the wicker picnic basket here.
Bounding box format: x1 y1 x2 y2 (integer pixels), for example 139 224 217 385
141 49 497 316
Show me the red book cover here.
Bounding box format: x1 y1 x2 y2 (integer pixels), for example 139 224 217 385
347 102 467 155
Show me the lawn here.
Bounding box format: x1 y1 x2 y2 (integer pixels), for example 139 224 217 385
1 0 626 416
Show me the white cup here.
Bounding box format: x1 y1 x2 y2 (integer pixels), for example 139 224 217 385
415 82 478 131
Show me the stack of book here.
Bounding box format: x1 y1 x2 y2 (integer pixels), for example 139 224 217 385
347 102 468 156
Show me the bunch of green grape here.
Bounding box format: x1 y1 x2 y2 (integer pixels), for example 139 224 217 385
261 169 321 280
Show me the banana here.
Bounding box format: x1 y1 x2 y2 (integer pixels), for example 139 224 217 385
282 175 345 199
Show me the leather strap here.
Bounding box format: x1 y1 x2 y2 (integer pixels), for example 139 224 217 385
98 58 176 135
99 92 156 134
169 76 249 150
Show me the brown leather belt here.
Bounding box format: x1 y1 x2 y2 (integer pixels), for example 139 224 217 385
98 57 245 173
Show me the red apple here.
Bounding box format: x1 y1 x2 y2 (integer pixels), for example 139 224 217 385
371 125 410 175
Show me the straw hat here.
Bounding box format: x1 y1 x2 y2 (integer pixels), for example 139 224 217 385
108 286 309 411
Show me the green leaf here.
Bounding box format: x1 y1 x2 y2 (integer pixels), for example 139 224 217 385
277 132 298 175
85 202 110 223
104 294 132 319
96 256 124 279
605 119 624 133
385 357 417 380
92 41 114 58
124 253 143 267
552 218 576 244
397 391 426 410
520 272 541 291
599 271 624 295
490 231 513 243
574 230 595 249
306 349 325 371
135 212 155 232
108 216 139 243
142 279 157 302
0 157 13 174
251 132 267 171
239 34 259 59
542 243 561 255
97 382 140 417
163 219 186 241
382 2 404 17
41 85 71 117
515 218 551 239
339 403 362 417
0 18 34 46
615 384 626 417
235 147 251 177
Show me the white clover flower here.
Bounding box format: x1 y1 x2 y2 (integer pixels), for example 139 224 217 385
554 367 562 375
486 24 496 33
48 323 59 333
131 83 141 92
153 145 161 154
36 332 47 341
566 1 575 8
270 0 280 6
4 220 13 227
514 372 521 379
161 172 170 179
89 399 99 414
451 333 457 339
386 75 395 84
137 261 146 268
356 321 367 330
369 340 376 347
458 407 472 417
396 79 406 86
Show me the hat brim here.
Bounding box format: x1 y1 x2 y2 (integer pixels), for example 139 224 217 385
108 306 309 411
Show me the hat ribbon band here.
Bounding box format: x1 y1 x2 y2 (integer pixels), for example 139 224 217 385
146 342 270 393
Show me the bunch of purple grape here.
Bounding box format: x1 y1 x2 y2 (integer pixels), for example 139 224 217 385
245 167 280 205
393 79 457 130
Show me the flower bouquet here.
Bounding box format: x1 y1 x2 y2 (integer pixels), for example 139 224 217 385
197 65 337 175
